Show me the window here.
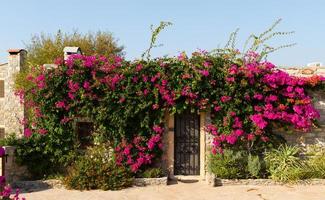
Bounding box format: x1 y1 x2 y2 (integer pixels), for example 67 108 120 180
0 80 4 98
0 128 4 139
76 122 93 148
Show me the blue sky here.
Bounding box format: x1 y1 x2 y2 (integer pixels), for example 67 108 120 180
0 0 324 66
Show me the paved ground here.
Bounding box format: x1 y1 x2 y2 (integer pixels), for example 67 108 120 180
21 181 325 200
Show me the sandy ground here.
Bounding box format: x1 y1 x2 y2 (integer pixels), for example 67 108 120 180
21 181 325 200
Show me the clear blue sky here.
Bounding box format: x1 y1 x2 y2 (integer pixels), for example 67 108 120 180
1 0 325 66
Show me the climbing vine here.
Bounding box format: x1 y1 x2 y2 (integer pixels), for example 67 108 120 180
16 48 325 173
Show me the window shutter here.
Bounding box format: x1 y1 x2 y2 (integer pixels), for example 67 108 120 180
0 80 4 98
76 122 93 148
0 128 4 139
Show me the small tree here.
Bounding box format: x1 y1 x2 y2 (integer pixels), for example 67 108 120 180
25 30 124 66
15 30 124 90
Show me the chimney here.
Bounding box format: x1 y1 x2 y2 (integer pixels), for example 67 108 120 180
7 49 27 72
63 47 82 61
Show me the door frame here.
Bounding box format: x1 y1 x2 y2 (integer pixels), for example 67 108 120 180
164 112 206 180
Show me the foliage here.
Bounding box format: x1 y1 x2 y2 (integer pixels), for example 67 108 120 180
15 49 325 176
247 154 263 178
213 18 296 62
264 145 308 182
12 132 76 179
15 30 124 91
63 144 133 190
142 21 173 60
209 149 248 179
140 167 164 178
304 144 325 178
25 30 124 66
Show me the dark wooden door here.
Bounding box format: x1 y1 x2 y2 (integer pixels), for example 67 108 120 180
174 111 200 175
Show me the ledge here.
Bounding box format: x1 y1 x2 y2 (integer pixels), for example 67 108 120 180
13 177 168 191
212 178 325 186
12 179 64 191
134 177 168 186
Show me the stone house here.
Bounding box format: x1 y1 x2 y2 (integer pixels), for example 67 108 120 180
1 48 325 182
0 49 26 138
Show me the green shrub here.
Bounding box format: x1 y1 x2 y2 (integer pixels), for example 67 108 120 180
209 149 248 179
247 154 262 178
63 144 133 190
304 144 325 178
140 168 164 178
264 145 308 182
14 132 76 179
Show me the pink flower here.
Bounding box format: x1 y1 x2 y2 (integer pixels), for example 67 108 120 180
142 75 148 82
203 61 210 67
177 52 187 61
38 129 48 135
24 128 32 137
123 147 131 155
233 129 244 136
152 104 159 110
229 111 236 117
232 117 242 128
143 89 149 96
199 70 209 77
136 64 143 72
161 80 168 86
228 65 238 75
0 147 5 157
253 93 263 100
60 117 71 124
68 92 75 100
131 163 140 172
214 106 221 112
68 80 80 93
226 77 235 83
220 96 232 103
55 101 66 109
147 140 155 150
247 133 255 141
83 81 90 90
254 106 263 112
152 125 164 134
226 135 237 144
250 114 268 129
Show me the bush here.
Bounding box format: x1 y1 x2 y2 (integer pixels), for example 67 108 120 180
139 168 164 178
247 154 263 178
264 145 309 182
209 149 248 179
13 132 76 179
209 149 266 179
64 144 134 190
304 144 325 178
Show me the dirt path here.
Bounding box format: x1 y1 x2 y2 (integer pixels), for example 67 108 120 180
21 182 325 200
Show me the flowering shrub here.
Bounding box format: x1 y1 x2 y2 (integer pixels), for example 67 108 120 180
17 49 325 174
64 144 133 190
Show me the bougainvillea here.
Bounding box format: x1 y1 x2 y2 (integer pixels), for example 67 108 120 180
17 50 325 172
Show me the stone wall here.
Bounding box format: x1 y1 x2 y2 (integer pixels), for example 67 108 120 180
0 49 26 137
277 67 325 146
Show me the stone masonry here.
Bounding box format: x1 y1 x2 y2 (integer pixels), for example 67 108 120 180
0 49 26 137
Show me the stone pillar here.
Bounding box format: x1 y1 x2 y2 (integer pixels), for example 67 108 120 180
162 113 175 179
2 146 29 183
199 112 206 180
3 49 26 136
